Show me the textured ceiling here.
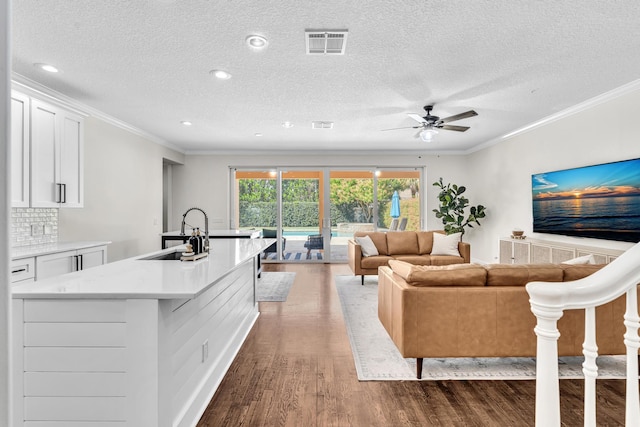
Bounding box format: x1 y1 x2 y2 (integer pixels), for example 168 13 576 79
11 0 640 154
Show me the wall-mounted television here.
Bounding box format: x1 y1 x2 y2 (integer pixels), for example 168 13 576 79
532 158 640 243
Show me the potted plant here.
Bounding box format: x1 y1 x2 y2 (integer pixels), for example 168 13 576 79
432 177 486 238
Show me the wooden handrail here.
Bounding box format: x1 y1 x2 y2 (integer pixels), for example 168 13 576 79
526 241 640 426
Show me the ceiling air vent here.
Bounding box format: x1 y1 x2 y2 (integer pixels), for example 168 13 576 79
311 121 334 129
305 30 348 55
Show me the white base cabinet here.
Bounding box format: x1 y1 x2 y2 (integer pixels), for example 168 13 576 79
35 245 107 280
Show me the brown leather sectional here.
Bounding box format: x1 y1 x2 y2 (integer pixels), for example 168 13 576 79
348 230 471 285
378 261 633 379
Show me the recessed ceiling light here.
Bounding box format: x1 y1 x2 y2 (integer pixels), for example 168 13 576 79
181 121 192 126
254 133 263 137
282 121 293 128
210 69 232 80
246 35 268 49
34 63 59 73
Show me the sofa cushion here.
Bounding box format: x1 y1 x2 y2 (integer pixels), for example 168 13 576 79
394 254 432 265
361 255 394 269
355 235 379 257
431 232 461 256
386 231 419 255
389 260 487 287
485 264 564 287
416 231 434 254
354 231 388 255
561 264 605 281
430 255 465 266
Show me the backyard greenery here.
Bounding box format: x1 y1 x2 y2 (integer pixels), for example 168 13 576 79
238 177 419 229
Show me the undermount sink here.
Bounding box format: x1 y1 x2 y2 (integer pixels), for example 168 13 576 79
139 250 183 261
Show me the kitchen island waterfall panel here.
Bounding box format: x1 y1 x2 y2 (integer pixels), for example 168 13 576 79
11 238 272 427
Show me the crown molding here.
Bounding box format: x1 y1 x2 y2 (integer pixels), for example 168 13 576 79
11 73 185 154
466 78 640 155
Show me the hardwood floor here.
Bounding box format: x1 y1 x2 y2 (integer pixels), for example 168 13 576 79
197 263 627 427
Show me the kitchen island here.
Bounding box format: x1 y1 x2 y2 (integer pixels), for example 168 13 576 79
11 238 274 427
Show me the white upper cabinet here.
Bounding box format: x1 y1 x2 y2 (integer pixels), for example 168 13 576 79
11 91 30 207
30 98 84 208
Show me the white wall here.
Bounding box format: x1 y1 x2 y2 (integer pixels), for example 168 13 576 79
58 117 184 262
1 0 11 422
466 85 640 263
170 153 471 233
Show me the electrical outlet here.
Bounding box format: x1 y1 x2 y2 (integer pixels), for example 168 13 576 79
44 225 52 235
202 340 209 362
31 224 43 236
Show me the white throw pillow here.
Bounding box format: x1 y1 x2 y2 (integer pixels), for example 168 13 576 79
431 232 461 257
562 254 596 265
355 235 379 257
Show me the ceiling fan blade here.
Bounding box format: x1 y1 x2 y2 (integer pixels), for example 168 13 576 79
413 129 423 139
441 124 470 132
440 110 478 123
380 126 421 131
407 113 427 124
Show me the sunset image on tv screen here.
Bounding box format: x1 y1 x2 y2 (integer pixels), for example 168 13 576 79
532 158 640 243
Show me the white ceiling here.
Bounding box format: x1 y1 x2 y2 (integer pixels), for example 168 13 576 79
11 0 640 154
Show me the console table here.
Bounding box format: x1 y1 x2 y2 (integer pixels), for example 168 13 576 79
499 237 627 264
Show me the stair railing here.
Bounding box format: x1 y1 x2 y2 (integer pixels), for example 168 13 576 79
526 241 640 427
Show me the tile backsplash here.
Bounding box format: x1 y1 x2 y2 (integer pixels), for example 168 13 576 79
11 208 59 247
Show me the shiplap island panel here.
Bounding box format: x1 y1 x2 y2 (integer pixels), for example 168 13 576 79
12 238 274 427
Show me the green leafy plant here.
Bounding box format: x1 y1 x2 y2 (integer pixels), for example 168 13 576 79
432 177 486 237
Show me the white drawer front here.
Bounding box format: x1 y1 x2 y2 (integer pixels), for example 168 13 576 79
11 257 35 283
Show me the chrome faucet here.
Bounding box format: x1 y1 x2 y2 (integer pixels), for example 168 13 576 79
180 207 210 252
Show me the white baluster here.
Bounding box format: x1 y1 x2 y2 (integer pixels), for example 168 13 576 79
624 286 640 424
531 305 563 427
582 307 598 427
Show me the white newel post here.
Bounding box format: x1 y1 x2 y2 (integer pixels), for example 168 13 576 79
582 307 598 427
530 305 563 427
624 286 640 424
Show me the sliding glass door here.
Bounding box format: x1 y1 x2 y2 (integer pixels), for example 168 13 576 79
232 167 423 263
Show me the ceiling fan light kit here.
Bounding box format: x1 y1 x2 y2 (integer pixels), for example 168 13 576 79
419 128 438 142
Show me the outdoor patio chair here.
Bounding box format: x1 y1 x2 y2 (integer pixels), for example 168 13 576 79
398 217 408 231
304 233 331 259
388 218 399 231
262 229 286 259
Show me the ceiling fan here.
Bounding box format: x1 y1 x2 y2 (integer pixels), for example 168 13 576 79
382 105 478 141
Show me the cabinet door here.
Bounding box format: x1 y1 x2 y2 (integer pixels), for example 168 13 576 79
11 92 30 207
77 246 107 270
36 250 77 280
30 99 60 208
59 112 84 207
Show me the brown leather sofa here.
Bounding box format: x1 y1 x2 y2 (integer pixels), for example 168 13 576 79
348 230 470 285
378 261 632 378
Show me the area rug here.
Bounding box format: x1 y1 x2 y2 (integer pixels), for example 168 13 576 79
264 252 323 260
334 275 627 381
256 272 296 301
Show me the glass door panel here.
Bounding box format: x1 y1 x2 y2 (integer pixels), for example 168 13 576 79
234 170 281 261
329 170 375 263
376 170 421 232
281 170 324 261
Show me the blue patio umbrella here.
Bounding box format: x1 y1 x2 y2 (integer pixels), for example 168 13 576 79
390 191 401 218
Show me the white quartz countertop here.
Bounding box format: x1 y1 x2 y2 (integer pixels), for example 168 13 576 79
11 241 112 260
11 238 274 300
